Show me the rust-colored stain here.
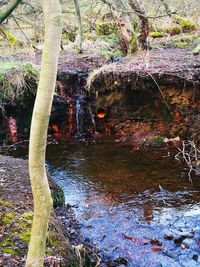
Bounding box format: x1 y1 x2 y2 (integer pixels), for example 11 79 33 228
8 116 17 142
175 111 181 122
57 80 64 97
51 123 59 137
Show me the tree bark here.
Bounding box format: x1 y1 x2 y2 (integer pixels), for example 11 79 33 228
112 8 135 54
128 0 149 50
0 0 22 24
101 0 135 54
25 1 62 266
74 0 83 53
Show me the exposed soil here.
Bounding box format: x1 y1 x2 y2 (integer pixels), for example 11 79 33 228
86 48 200 144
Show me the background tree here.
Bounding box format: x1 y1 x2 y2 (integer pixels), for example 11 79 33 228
74 0 83 53
128 0 149 50
25 0 62 266
101 0 135 54
0 0 22 24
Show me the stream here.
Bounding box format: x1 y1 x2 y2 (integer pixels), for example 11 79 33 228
45 140 200 267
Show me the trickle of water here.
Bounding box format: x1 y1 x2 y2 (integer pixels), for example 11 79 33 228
75 96 84 137
76 99 81 136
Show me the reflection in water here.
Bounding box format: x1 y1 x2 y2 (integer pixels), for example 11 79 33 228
46 141 200 266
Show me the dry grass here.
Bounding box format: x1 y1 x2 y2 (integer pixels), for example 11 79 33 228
0 61 39 113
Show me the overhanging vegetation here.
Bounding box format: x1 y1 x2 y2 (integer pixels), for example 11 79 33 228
0 61 39 112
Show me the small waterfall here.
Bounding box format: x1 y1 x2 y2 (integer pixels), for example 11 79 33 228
76 98 81 136
56 78 97 138
74 96 84 137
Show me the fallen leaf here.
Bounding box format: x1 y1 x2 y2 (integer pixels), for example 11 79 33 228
152 245 164 252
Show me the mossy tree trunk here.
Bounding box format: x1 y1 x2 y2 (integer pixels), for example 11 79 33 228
25 1 62 266
0 0 22 24
112 8 135 54
74 0 83 53
128 0 149 50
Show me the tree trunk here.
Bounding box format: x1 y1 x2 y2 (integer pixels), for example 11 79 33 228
25 1 62 266
112 8 135 54
0 0 22 24
128 0 149 50
101 0 135 54
74 0 83 53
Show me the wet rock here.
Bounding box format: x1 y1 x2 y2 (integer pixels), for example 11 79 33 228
192 254 198 261
164 233 174 240
150 238 162 246
180 243 189 249
151 245 164 252
174 235 187 245
149 140 166 148
107 257 128 267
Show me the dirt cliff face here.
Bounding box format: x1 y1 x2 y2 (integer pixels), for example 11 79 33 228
89 49 200 144
1 48 200 145
94 85 199 142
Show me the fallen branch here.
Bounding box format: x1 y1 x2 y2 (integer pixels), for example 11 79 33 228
175 140 200 182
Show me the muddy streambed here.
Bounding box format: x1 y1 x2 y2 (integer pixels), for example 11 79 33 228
12 141 200 266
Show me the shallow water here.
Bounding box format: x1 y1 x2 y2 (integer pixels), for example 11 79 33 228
46 141 200 267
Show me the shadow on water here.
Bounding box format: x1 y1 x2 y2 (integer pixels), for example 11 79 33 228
44 141 200 267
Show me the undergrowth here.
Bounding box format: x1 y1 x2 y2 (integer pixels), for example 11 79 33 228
0 61 39 113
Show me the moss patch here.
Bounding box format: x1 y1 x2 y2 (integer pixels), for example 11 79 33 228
150 31 166 38
96 21 118 36
18 231 31 244
2 247 17 255
22 211 34 220
4 31 23 47
1 212 15 225
156 25 182 36
172 15 197 32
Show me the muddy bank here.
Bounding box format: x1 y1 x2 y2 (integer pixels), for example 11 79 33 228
87 48 200 143
0 156 96 266
2 47 200 144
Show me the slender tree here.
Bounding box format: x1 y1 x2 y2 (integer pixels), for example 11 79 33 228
0 0 22 24
74 0 83 53
25 0 62 266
